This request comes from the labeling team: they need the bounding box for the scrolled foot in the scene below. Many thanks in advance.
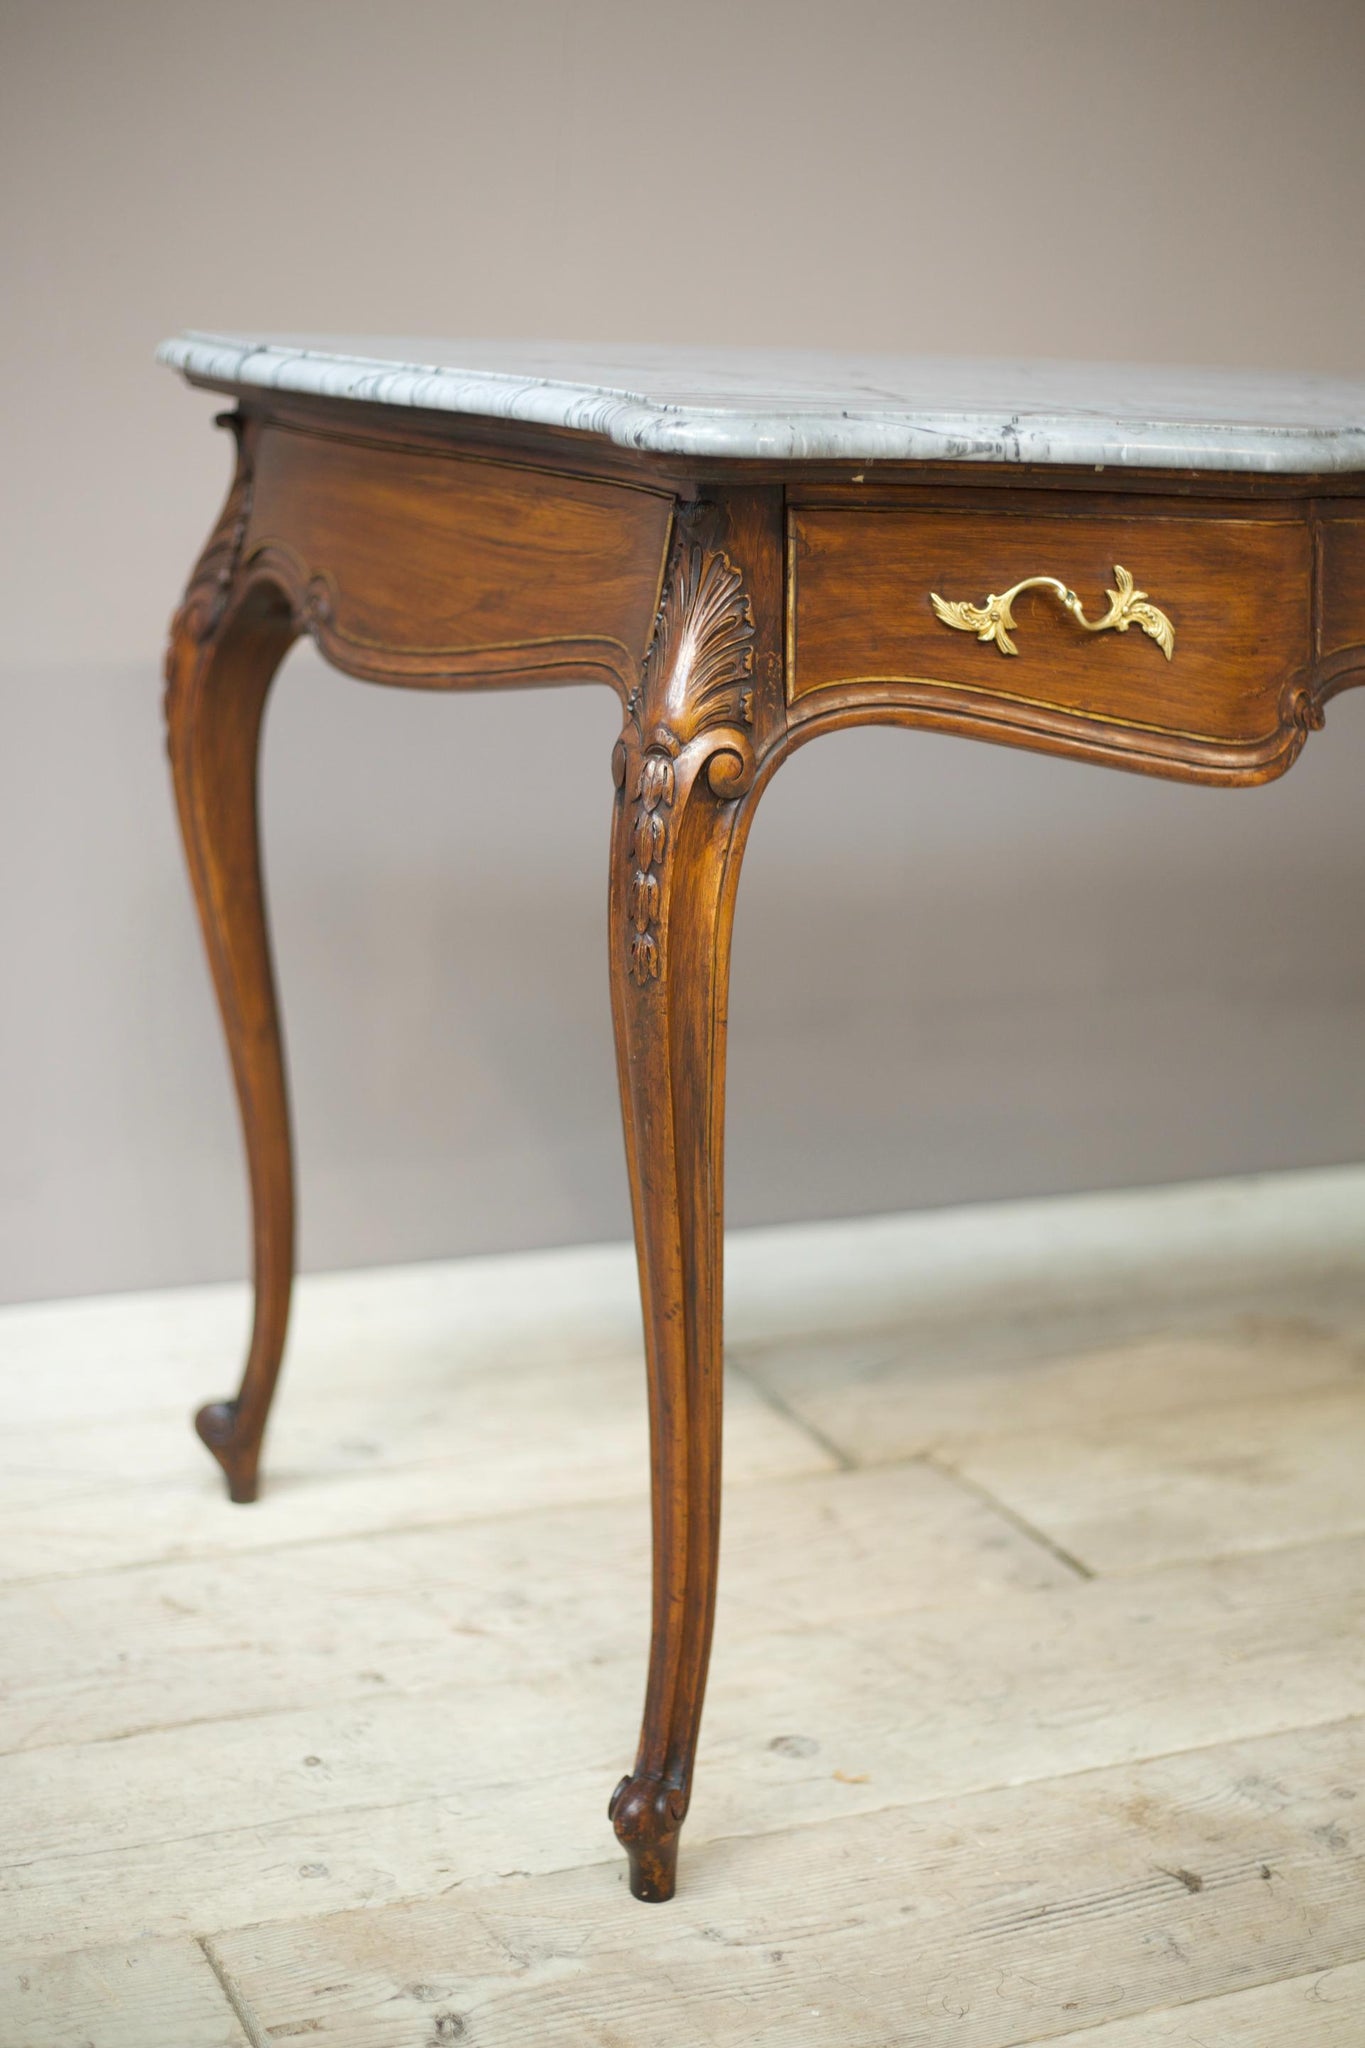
[194,1399,260,1504]
[609,1774,688,1902]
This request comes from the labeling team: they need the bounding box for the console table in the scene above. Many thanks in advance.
[159,334,1365,1901]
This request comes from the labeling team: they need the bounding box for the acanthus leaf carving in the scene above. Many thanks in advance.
[621,508,757,986]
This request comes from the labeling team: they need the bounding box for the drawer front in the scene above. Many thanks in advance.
[788,505,1312,760]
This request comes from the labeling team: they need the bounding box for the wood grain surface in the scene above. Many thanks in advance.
[244,419,674,693]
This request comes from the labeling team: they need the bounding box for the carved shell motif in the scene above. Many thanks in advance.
[640,537,756,744]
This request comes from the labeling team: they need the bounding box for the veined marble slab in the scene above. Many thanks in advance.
[158,332,1365,472]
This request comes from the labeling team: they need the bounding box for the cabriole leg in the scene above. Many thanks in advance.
[607,511,765,1899]
[164,420,298,1503]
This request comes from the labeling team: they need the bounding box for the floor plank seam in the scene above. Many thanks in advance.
[199,1935,269,2048]
[0,1490,663,1587]
[14,1441,1365,1597]
[921,1450,1097,1580]
[0,1785,565,1875]
[1037,1530,1365,1582]
[723,1357,859,1471]
[0,1688,438,1760]
[13,1710,1361,1908]
[10,1521,1361,1762]
[674,1707,1365,1862]
[0,1453,874,1590]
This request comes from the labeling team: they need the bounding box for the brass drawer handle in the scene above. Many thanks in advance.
[931,564,1174,661]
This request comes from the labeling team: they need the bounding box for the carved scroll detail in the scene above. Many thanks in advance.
[1283,680,1326,738]
[620,511,756,986]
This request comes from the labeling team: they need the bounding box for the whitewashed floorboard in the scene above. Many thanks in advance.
[0,1462,1071,1755]
[1039,1958,1365,2044]
[5,1537,1364,1959]
[5,1170,1365,2045]
[736,1318,1365,1467]
[205,1718,1365,2048]
[0,1362,829,1584]
[946,1382,1365,1573]
[0,1938,250,2048]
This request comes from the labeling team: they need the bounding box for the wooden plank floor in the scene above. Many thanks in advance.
[3,1167,1365,2047]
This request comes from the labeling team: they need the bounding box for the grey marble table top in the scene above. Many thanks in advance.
[159,332,1365,473]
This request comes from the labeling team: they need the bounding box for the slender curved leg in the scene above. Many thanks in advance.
[607,516,765,1900]
[164,420,298,1503]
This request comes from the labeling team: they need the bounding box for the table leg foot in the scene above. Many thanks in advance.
[610,1775,685,1902]
[194,1400,260,1504]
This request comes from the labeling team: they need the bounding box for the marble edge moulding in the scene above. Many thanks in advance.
[157,332,1365,472]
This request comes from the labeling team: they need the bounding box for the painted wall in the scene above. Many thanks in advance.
[4,0,1365,1302]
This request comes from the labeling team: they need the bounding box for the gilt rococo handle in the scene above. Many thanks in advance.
[931,564,1175,660]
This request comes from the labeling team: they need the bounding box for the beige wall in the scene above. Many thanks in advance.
[3,0,1365,1303]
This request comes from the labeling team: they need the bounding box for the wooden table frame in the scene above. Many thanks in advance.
[164,381,1365,1900]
